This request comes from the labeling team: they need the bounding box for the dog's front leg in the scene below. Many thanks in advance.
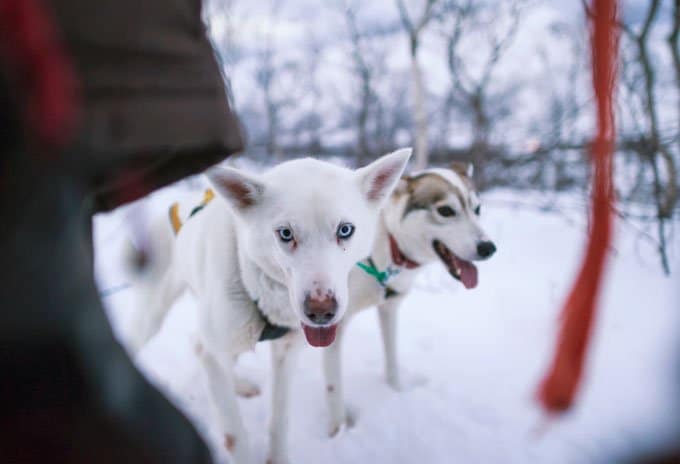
[268,331,302,464]
[322,322,351,437]
[200,351,252,464]
[377,297,404,390]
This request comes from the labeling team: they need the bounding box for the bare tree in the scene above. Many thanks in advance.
[256,42,280,158]
[343,2,377,165]
[533,25,589,192]
[584,0,678,273]
[251,0,302,160]
[203,0,245,104]
[395,0,439,170]
[297,28,325,154]
[441,0,523,187]
[669,0,680,155]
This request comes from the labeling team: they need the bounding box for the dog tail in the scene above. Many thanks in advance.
[124,207,182,353]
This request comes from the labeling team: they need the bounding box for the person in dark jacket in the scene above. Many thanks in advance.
[0,0,243,462]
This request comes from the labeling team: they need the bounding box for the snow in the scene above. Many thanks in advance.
[94,182,679,463]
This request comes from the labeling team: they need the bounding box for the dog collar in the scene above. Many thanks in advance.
[356,257,401,287]
[356,235,418,289]
[253,299,290,342]
[355,258,401,300]
[388,234,420,269]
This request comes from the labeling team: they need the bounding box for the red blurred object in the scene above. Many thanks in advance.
[537,0,618,412]
[0,0,79,149]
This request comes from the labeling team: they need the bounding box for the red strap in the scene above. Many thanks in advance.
[388,234,420,269]
[0,0,79,150]
[536,0,617,413]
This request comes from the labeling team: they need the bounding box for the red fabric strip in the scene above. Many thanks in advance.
[0,0,79,150]
[536,0,617,413]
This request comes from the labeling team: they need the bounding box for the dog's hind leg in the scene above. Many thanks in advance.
[127,268,183,353]
[235,375,261,398]
[268,331,302,464]
[201,350,253,464]
[323,322,355,437]
[377,297,404,390]
[233,354,261,398]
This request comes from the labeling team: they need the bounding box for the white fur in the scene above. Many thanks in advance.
[323,166,495,435]
[127,149,411,464]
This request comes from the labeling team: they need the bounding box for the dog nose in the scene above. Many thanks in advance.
[303,295,337,325]
[477,241,496,258]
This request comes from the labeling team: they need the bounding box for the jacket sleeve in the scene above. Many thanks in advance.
[48,0,245,211]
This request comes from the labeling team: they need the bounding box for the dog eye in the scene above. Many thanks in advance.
[436,206,456,217]
[474,205,481,216]
[277,227,294,242]
[336,223,355,239]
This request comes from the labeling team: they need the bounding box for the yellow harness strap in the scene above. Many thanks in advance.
[168,188,215,235]
[169,203,182,235]
[202,188,215,204]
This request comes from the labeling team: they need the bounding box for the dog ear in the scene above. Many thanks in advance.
[207,167,265,211]
[450,161,474,178]
[393,176,411,196]
[356,148,412,204]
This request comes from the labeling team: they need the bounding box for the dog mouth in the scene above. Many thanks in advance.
[432,240,478,289]
[301,323,337,347]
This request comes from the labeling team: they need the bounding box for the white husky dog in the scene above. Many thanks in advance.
[322,162,496,436]
[127,149,411,464]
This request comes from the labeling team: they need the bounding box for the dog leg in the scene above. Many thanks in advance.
[229,354,262,398]
[378,298,402,390]
[235,375,261,398]
[268,331,302,464]
[323,322,352,437]
[200,351,252,464]
[128,269,182,353]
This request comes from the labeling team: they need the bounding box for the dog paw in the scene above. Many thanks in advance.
[235,376,261,398]
[328,406,357,438]
[387,370,428,392]
[266,456,290,464]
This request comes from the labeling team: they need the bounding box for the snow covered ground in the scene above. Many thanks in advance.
[94,178,680,463]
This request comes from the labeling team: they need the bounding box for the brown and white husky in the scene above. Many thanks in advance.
[323,162,496,436]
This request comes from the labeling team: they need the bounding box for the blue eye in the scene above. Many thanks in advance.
[277,227,294,242]
[336,223,355,239]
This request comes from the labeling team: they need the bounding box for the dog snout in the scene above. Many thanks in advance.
[476,240,496,258]
[303,294,337,325]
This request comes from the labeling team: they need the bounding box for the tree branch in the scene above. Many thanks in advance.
[478,2,523,92]
[669,0,680,151]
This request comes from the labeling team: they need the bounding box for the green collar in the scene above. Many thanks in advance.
[356,257,401,287]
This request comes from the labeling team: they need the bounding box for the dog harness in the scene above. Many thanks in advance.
[356,234,420,300]
[356,257,400,287]
[169,188,215,235]
[253,301,291,342]
[356,258,402,300]
[168,189,290,342]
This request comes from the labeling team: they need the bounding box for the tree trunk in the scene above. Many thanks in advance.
[411,40,429,170]
[357,70,371,166]
[470,92,490,188]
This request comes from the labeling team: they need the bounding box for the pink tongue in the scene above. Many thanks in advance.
[302,324,337,347]
[458,260,478,289]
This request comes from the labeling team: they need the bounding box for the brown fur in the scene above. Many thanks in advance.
[449,161,469,177]
[401,172,469,217]
[225,434,236,451]
[223,180,259,209]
